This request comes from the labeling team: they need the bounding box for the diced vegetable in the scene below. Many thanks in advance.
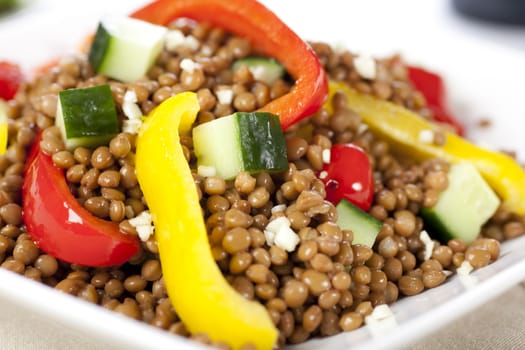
[407,66,465,135]
[320,143,374,211]
[55,84,119,150]
[336,199,382,247]
[232,57,285,86]
[22,136,140,267]
[421,162,500,243]
[0,100,7,154]
[0,61,23,100]
[327,80,525,215]
[88,16,167,83]
[193,112,288,180]
[135,92,278,349]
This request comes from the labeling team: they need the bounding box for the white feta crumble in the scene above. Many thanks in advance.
[215,89,234,105]
[123,90,138,104]
[419,230,435,261]
[122,90,143,121]
[271,204,287,214]
[457,261,479,288]
[200,44,213,56]
[457,261,474,276]
[122,119,143,134]
[122,102,143,120]
[322,148,331,164]
[180,58,200,73]
[353,55,376,80]
[129,210,155,242]
[197,165,217,177]
[365,304,397,336]
[183,35,200,51]
[418,129,435,144]
[165,30,186,51]
[264,216,300,252]
[165,29,201,52]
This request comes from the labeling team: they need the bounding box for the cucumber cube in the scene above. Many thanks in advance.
[336,199,383,247]
[89,16,167,83]
[193,112,288,180]
[421,162,501,243]
[56,84,119,150]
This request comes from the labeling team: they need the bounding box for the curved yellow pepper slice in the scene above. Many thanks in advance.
[135,92,277,350]
[327,81,525,215]
[0,100,8,154]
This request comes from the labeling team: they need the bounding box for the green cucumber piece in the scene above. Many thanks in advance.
[336,199,383,247]
[421,162,500,243]
[89,16,167,83]
[232,57,285,86]
[193,112,288,180]
[56,84,119,150]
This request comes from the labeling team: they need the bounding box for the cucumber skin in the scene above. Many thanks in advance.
[420,208,458,243]
[336,199,382,248]
[193,112,288,180]
[237,112,288,174]
[58,84,119,141]
[88,23,111,72]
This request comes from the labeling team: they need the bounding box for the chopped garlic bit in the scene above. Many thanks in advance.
[180,58,201,73]
[419,230,435,261]
[264,216,300,252]
[365,304,397,336]
[197,165,217,177]
[271,204,287,214]
[322,148,331,164]
[319,170,328,180]
[215,88,234,105]
[129,210,155,242]
[418,129,435,144]
[457,261,474,276]
[165,30,200,52]
[353,55,376,80]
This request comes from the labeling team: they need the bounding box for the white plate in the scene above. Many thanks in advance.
[1,1,525,349]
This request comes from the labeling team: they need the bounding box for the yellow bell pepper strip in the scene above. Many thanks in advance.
[327,80,525,215]
[0,100,8,154]
[135,92,278,350]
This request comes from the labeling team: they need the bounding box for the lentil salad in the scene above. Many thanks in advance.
[1,0,525,349]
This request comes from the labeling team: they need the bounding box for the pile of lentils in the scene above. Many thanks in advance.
[0,19,524,349]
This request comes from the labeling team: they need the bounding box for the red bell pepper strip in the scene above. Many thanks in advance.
[320,143,374,211]
[22,140,140,267]
[407,66,465,136]
[131,0,327,130]
[0,61,23,100]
